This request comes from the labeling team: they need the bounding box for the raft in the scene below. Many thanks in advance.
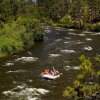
[41,74,60,80]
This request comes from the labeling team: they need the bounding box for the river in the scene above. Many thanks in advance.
[0,26,100,100]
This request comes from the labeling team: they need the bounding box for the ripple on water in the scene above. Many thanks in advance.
[44,29,51,33]
[86,38,92,41]
[64,41,70,44]
[49,54,61,57]
[64,66,80,71]
[15,57,39,62]
[64,40,84,44]
[67,29,75,31]
[82,31,93,34]
[68,32,76,35]
[2,84,49,100]
[60,49,75,53]
[90,32,100,35]
[75,41,84,44]
[2,62,14,66]
[77,34,85,36]
[83,46,93,51]
[6,70,27,73]
[55,39,62,42]
[55,27,62,31]
[64,37,71,39]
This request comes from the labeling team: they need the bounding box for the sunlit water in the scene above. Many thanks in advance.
[0,26,100,100]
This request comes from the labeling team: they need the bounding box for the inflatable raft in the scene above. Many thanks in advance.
[41,74,60,80]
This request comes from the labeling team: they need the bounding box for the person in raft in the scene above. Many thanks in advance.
[41,67,59,75]
[50,67,59,75]
[41,69,49,75]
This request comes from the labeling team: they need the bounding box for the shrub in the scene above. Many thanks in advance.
[84,23,94,30]
[63,86,76,97]
[64,55,100,99]
[77,74,85,83]
[16,15,44,41]
[33,26,44,41]
[84,23,100,32]
[0,22,25,57]
[0,15,44,57]
[93,24,100,32]
[60,15,73,28]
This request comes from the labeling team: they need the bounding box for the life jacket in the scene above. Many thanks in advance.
[50,70,55,76]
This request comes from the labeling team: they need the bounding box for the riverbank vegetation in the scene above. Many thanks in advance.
[0,0,100,57]
[0,0,44,57]
[63,55,100,99]
[36,0,100,30]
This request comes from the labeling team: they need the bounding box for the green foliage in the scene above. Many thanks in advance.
[95,55,100,62]
[82,84,100,96]
[93,24,100,32]
[60,15,73,28]
[0,0,19,22]
[63,86,76,97]
[16,14,44,42]
[37,0,68,21]
[97,71,100,76]
[33,26,44,41]
[74,80,80,87]
[0,15,44,57]
[79,55,94,75]
[77,74,85,82]
[0,22,25,57]
[64,55,100,99]
[0,0,45,57]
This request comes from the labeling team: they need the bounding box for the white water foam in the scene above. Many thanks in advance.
[91,32,100,35]
[64,41,70,44]
[68,32,76,35]
[3,62,14,66]
[55,39,62,42]
[77,34,85,36]
[14,83,27,90]
[60,50,75,53]
[6,70,27,73]
[2,86,49,100]
[49,54,61,57]
[64,37,71,39]
[83,46,93,51]
[82,31,93,34]
[75,41,84,44]
[86,38,92,41]
[67,29,75,31]
[64,66,80,70]
[64,40,84,44]
[15,57,38,62]
[55,27,62,31]
[44,29,51,33]
[95,32,100,35]
[27,51,32,55]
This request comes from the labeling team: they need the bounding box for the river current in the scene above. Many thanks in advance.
[0,26,100,100]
